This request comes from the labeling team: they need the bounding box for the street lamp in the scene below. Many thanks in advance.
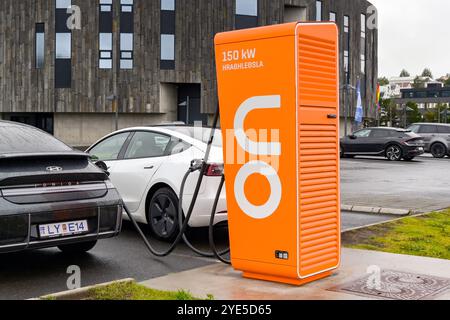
[340,84,356,136]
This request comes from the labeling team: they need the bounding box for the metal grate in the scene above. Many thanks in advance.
[298,124,339,276]
[331,270,450,300]
[298,33,338,108]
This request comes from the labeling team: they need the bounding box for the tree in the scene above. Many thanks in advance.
[421,68,433,79]
[445,78,450,87]
[406,102,422,124]
[424,111,436,122]
[399,69,410,77]
[378,77,389,86]
[412,76,426,89]
[380,98,398,126]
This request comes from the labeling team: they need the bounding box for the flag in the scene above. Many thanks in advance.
[376,83,381,112]
[355,80,364,124]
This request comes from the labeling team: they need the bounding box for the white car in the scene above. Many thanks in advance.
[86,125,227,240]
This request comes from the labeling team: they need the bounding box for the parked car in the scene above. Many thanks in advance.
[407,123,450,158]
[0,121,123,254]
[340,127,425,161]
[86,125,227,241]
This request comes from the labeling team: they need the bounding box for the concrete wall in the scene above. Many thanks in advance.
[54,113,176,147]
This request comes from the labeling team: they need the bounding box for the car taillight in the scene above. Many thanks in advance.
[205,163,224,177]
[404,139,424,147]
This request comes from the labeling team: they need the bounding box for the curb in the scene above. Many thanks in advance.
[341,205,412,216]
[36,278,135,300]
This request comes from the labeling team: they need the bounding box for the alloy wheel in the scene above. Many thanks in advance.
[431,143,446,158]
[150,193,178,239]
[386,145,402,161]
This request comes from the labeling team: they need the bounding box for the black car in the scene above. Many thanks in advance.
[0,121,123,254]
[340,127,425,161]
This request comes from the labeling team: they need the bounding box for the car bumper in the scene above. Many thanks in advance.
[404,146,425,157]
[182,185,228,228]
[0,188,123,254]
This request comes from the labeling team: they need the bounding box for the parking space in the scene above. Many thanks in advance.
[341,155,450,213]
[2,154,449,300]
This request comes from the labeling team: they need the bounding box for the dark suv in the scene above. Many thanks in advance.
[0,121,123,254]
[340,127,425,161]
[407,123,450,158]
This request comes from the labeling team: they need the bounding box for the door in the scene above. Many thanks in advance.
[368,129,392,153]
[437,125,450,146]
[109,131,172,212]
[87,132,132,172]
[344,129,372,153]
[418,125,438,150]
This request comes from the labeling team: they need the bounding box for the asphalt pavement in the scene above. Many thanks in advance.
[2,155,447,300]
[1,211,396,300]
[341,155,450,213]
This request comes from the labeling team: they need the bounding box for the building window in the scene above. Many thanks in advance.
[344,15,350,83]
[55,0,72,88]
[360,14,367,96]
[99,0,113,69]
[35,23,45,69]
[316,1,322,21]
[235,0,258,30]
[160,0,175,70]
[329,12,336,22]
[120,0,134,69]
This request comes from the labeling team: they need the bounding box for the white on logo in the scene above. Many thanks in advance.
[233,95,282,219]
[66,265,81,290]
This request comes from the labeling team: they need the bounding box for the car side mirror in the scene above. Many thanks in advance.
[89,154,100,162]
[95,161,110,177]
[349,134,357,140]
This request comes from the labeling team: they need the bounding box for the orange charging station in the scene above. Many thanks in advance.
[215,22,341,285]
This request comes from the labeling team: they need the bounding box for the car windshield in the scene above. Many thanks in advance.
[0,123,72,154]
[165,126,223,147]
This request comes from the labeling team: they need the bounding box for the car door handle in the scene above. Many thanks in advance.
[327,114,337,119]
[144,165,154,170]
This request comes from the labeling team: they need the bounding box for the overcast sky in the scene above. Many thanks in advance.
[370,0,450,79]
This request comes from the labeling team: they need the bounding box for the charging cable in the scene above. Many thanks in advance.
[121,105,231,264]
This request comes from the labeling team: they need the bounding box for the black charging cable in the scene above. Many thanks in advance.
[122,105,232,261]
[178,169,230,258]
[208,174,231,264]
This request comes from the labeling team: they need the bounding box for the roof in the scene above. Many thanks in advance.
[410,123,450,126]
[364,127,410,131]
[214,22,337,45]
[0,120,30,128]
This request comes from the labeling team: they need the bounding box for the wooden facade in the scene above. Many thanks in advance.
[0,0,377,119]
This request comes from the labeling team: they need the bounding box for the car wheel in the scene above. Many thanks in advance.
[58,240,97,254]
[386,145,402,161]
[148,188,180,241]
[430,143,447,158]
[340,145,344,158]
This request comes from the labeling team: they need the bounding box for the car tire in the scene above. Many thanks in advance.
[386,145,402,161]
[148,187,180,241]
[430,143,447,158]
[58,240,97,254]
[340,145,345,158]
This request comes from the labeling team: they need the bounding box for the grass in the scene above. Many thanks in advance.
[86,281,210,301]
[342,210,450,260]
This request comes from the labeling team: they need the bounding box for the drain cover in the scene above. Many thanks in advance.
[331,270,450,300]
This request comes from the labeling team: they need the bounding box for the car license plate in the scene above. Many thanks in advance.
[39,220,89,239]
